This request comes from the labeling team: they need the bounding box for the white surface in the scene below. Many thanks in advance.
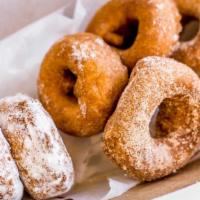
[0,0,68,39]
[155,182,200,200]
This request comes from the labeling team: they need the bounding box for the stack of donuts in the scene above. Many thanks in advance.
[2,0,200,199]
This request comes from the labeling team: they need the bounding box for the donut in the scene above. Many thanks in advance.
[0,94,74,200]
[86,0,181,70]
[172,0,200,76]
[0,129,23,200]
[103,56,200,181]
[38,33,128,137]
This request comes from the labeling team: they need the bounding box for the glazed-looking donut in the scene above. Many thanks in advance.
[103,56,200,181]
[0,129,23,200]
[172,0,200,76]
[38,33,128,137]
[0,94,74,200]
[86,0,181,69]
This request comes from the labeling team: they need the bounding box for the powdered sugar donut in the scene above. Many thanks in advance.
[104,57,200,181]
[172,0,200,76]
[0,94,74,200]
[38,33,128,137]
[87,0,181,69]
[0,129,23,200]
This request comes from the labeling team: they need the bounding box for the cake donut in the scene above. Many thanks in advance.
[0,94,74,200]
[38,33,128,137]
[86,0,181,69]
[0,129,23,200]
[103,56,200,181]
[172,0,200,76]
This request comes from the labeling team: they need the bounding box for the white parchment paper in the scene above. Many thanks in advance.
[0,1,138,199]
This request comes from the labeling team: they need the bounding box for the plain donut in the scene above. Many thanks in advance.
[87,0,181,69]
[38,33,128,137]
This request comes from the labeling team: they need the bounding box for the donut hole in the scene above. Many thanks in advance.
[106,19,139,49]
[179,15,199,42]
[149,95,195,138]
[63,69,77,101]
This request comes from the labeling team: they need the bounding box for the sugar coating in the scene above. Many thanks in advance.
[87,0,181,69]
[71,41,96,71]
[104,56,200,181]
[94,37,105,46]
[0,94,74,200]
[70,34,126,119]
[0,129,23,200]
[78,99,87,118]
[71,36,105,71]
[171,0,200,76]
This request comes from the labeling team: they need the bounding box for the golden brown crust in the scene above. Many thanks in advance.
[103,57,200,181]
[172,0,200,76]
[38,33,128,137]
[87,0,181,69]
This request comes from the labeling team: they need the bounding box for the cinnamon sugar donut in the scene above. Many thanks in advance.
[87,0,181,69]
[103,57,200,181]
[0,129,23,200]
[38,33,128,137]
[172,0,200,76]
[0,94,74,200]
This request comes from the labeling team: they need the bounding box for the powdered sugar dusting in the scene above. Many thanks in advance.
[71,40,97,71]
[177,36,198,51]
[78,99,87,118]
[173,34,179,42]
[0,94,74,199]
[0,129,23,200]
[57,42,67,57]
[155,3,164,10]
[95,37,105,46]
